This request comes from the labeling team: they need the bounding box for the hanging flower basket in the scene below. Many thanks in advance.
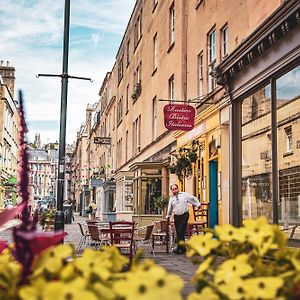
[169,164,177,174]
[188,151,198,163]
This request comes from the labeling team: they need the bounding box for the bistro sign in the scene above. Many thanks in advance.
[163,104,196,131]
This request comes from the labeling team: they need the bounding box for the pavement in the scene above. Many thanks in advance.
[0,213,200,298]
[65,213,199,298]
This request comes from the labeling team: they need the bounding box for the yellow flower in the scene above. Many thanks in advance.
[101,246,128,272]
[193,256,214,279]
[214,254,252,284]
[93,281,116,300]
[114,265,184,300]
[243,217,275,248]
[188,287,220,300]
[186,233,219,257]
[43,278,97,300]
[218,278,246,300]
[74,248,113,281]
[18,277,48,300]
[32,244,74,276]
[255,235,278,256]
[291,257,300,271]
[215,224,239,242]
[60,263,77,281]
[244,277,283,299]
[0,249,22,298]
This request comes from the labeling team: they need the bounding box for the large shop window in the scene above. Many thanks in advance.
[276,65,300,226]
[141,178,162,214]
[242,84,272,221]
[241,64,300,227]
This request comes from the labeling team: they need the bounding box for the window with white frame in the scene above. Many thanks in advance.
[132,115,141,155]
[169,75,175,100]
[117,96,123,126]
[198,51,204,97]
[134,11,142,48]
[126,39,130,66]
[125,130,128,161]
[126,84,129,113]
[153,33,158,71]
[152,96,157,141]
[208,28,216,92]
[221,25,228,58]
[169,2,175,46]
[285,126,292,153]
[118,55,124,83]
[117,138,123,168]
[134,62,142,86]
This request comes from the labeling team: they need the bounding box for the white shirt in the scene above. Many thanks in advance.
[166,192,200,217]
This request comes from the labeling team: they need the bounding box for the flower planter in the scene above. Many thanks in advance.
[44,217,55,231]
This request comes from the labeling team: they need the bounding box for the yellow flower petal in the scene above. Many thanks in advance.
[186,233,219,257]
[214,254,252,284]
[244,277,283,299]
[188,288,220,300]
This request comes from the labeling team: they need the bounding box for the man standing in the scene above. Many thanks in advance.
[166,184,200,254]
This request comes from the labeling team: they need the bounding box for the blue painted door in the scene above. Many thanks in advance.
[209,160,218,228]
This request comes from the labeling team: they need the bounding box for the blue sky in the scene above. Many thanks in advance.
[0,0,135,144]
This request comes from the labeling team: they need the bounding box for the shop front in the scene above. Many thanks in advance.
[215,0,300,232]
[174,107,230,227]
[130,162,169,226]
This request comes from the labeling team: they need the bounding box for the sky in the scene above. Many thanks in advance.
[0,0,135,145]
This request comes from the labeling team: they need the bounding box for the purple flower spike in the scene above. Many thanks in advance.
[12,91,65,283]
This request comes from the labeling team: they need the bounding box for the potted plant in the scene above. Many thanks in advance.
[131,82,142,100]
[153,195,169,217]
[40,208,56,231]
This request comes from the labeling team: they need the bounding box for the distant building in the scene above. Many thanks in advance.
[34,134,41,148]
[28,147,58,203]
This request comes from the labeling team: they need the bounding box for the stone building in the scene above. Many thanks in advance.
[72,0,300,232]
[0,61,19,210]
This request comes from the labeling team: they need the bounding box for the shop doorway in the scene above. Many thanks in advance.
[209,159,218,228]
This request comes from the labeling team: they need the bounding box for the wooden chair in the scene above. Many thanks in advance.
[109,221,135,262]
[77,222,90,252]
[187,203,209,238]
[134,224,155,256]
[87,224,102,249]
[152,219,171,254]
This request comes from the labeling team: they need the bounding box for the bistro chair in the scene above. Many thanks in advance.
[87,224,103,249]
[134,224,155,256]
[152,219,173,254]
[77,222,90,252]
[109,221,135,262]
[187,203,209,238]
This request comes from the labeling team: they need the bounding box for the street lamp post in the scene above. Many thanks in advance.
[37,0,91,233]
[55,0,71,232]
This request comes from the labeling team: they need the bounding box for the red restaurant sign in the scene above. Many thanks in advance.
[164,104,196,131]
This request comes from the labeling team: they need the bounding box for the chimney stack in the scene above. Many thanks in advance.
[0,60,15,98]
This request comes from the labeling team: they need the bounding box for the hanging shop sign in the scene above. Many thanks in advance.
[163,104,196,131]
[94,137,111,145]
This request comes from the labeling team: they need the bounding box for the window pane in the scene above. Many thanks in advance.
[276,65,300,228]
[140,178,162,214]
[242,84,272,221]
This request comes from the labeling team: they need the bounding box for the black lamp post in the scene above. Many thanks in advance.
[37,0,91,233]
[54,0,71,232]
